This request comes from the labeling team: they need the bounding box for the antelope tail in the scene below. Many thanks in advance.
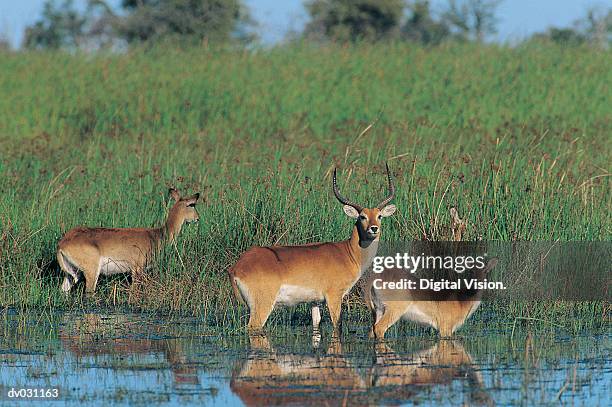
[227,269,246,305]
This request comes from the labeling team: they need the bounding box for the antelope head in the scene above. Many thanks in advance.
[168,188,201,225]
[333,164,397,247]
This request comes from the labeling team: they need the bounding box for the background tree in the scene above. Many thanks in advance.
[402,0,450,45]
[530,28,586,47]
[304,0,404,42]
[0,39,10,52]
[23,0,87,49]
[0,32,11,51]
[442,0,501,42]
[527,6,611,49]
[23,0,255,50]
[575,7,611,49]
[115,0,255,44]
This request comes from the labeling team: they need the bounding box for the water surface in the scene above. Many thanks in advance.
[1,310,609,406]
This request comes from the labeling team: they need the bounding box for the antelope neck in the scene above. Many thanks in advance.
[346,225,380,274]
[161,207,183,243]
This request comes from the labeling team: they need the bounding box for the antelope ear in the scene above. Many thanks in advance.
[380,204,397,217]
[484,258,499,274]
[169,188,181,202]
[184,193,200,205]
[343,205,360,219]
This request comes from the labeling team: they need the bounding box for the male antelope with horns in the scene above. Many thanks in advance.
[228,164,397,335]
[57,188,200,294]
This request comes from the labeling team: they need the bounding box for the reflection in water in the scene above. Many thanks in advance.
[59,313,199,388]
[0,310,609,406]
[0,312,221,404]
[231,334,492,406]
[231,335,367,406]
[369,341,492,406]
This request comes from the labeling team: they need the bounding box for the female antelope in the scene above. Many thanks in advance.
[366,258,497,339]
[57,188,200,294]
[365,209,498,339]
[228,165,397,335]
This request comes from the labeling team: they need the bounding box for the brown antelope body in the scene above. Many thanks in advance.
[228,165,397,334]
[57,188,199,294]
[366,209,497,339]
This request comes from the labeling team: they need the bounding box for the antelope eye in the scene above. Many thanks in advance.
[377,215,382,220]
[359,215,367,221]
[187,203,196,207]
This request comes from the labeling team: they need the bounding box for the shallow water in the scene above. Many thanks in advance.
[0,310,609,406]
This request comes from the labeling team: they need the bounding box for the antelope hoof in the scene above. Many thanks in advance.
[312,330,321,349]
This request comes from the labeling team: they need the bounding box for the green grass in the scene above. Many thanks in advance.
[0,43,610,329]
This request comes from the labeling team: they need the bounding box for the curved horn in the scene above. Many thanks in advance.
[333,168,363,212]
[377,163,395,209]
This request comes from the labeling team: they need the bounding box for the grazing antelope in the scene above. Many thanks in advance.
[57,188,200,294]
[228,165,397,334]
[365,209,498,339]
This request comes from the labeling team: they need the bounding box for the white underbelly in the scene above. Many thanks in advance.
[99,257,133,275]
[275,284,323,306]
[402,304,437,329]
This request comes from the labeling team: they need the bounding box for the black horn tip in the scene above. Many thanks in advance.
[376,162,396,208]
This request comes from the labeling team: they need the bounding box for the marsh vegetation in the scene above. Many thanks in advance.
[0,44,609,332]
